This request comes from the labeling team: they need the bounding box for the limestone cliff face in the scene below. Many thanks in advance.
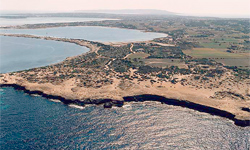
[1,77,250,127]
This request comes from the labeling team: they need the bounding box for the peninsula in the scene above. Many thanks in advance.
[1,15,249,127]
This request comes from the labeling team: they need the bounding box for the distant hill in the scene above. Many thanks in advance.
[76,9,176,15]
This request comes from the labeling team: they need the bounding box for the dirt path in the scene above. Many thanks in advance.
[124,43,134,59]
[105,58,116,70]
[130,43,134,53]
[104,43,134,71]
[105,43,135,71]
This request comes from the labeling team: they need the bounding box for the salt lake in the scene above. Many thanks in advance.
[0,26,167,43]
[0,36,89,73]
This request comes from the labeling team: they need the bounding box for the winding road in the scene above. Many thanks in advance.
[105,43,134,70]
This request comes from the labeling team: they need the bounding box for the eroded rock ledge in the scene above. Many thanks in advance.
[1,83,249,127]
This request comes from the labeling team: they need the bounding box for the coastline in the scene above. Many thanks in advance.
[0,33,100,54]
[0,25,168,45]
[0,24,165,34]
[1,34,249,128]
[0,83,249,127]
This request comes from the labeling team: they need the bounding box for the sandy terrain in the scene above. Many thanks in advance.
[1,33,249,124]
[1,73,250,121]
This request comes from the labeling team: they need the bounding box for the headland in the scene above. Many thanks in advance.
[1,32,249,127]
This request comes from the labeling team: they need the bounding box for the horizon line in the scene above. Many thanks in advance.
[0,9,249,18]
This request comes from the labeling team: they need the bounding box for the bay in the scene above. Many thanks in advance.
[0,36,89,73]
[0,26,167,43]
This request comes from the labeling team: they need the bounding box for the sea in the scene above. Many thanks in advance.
[1,87,249,149]
[0,17,117,27]
[0,17,249,150]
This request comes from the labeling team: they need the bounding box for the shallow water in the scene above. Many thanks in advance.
[1,87,249,149]
[0,17,116,27]
[0,26,167,43]
[0,36,89,73]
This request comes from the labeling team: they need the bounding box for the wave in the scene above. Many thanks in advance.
[123,104,132,110]
[68,104,85,109]
[49,99,61,103]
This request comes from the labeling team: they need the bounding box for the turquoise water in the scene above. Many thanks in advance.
[0,36,89,73]
[0,17,116,27]
[0,26,167,43]
[0,87,249,149]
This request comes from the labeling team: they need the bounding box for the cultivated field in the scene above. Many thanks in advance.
[144,58,187,68]
[215,58,250,68]
[127,52,150,59]
[183,48,247,59]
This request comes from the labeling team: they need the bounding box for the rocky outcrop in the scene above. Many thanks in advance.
[242,107,250,113]
[0,83,249,127]
[210,91,247,101]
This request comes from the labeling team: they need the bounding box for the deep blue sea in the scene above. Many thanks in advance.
[0,87,249,149]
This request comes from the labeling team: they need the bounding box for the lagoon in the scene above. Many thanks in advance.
[0,36,88,73]
[0,26,167,73]
[0,26,167,43]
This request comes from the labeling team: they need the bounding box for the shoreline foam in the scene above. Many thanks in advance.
[1,83,249,127]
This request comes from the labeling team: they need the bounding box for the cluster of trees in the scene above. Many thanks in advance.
[99,45,131,58]
[110,59,135,73]
[225,66,250,79]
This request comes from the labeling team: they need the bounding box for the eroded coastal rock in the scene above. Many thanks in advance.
[1,83,249,127]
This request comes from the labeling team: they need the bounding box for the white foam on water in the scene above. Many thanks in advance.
[49,99,61,103]
[123,104,132,110]
[0,89,4,95]
[111,106,119,109]
[68,104,85,109]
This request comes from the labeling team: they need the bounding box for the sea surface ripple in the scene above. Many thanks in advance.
[0,87,249,149]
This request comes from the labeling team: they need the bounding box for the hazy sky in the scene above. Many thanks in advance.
[1,0,249,16]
